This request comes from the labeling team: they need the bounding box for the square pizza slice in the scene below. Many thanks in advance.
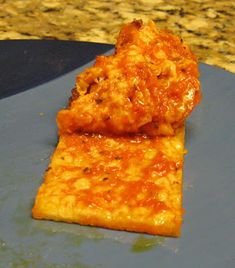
[33,128,184,237]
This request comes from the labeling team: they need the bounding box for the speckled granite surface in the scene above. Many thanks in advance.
[0,0,234,73]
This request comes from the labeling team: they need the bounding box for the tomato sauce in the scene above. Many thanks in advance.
[59,133,182,213]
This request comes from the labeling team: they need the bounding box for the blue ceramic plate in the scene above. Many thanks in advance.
[0,44,235,267]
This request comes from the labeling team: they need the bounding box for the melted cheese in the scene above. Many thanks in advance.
[57,20,200,136]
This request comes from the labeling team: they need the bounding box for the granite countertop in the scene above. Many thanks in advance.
[0,0,234,73]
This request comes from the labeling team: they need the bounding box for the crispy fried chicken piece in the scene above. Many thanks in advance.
[57,20,201,136]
